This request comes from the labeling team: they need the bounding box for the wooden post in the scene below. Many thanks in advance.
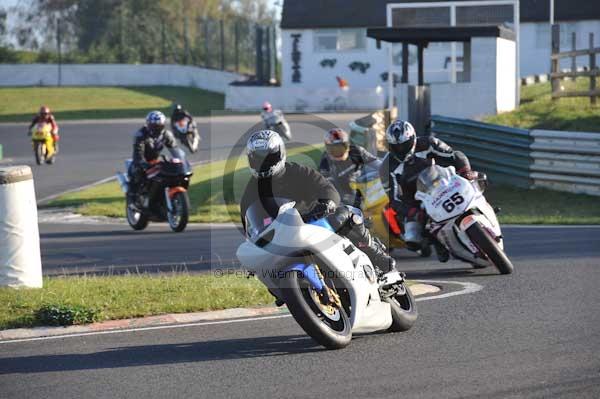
[571,32,577,74]
[591,32,597,105]
[551,24,560,99]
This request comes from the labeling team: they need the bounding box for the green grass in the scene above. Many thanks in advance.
[0,273,274,330]
[484,79,600,132]
[485,184,600,224]
[0,86,224,122]
[48,144,600,225]
[48,144,325,223]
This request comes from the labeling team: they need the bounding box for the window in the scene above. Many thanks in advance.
[314,29,366,52]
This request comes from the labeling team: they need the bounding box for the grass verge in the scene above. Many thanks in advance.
[48,144,600,225]
[484,79,600,132]
[47,144,324,223]
[0,273,274,330]
[0,86,224,122]
[484,184,600,224]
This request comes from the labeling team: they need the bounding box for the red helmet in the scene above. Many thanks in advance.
[324,128,350,160]
[39,106,50,116]
[262,101,272,112]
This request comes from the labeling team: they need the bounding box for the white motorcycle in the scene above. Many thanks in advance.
[172,116,200,153]
[236,198,417,350]
[415,165,514,274]
[263,111,292,141]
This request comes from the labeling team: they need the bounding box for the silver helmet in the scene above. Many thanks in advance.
[246,130,287,178]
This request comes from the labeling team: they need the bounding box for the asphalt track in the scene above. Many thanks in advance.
[0,113,362,200]
[1,116,600,397]
[2,225,599,398]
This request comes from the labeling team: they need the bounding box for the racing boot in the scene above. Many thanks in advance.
[433,239,450,263]
[361,236,397,273]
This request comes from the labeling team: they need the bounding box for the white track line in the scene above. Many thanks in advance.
[413,280,483,301]
[0,280,482,345]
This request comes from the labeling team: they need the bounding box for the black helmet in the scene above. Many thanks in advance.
[247,130,286,178]
[146,110,166,137]
[385,119,417,161]
[174,104,183,111]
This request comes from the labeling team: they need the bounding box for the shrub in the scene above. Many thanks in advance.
[35,304,100,326]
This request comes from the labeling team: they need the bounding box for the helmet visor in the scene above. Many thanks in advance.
[389,138,415,161]
[248,149,283,177]
[148,123,164,136]
[326,142,349,159]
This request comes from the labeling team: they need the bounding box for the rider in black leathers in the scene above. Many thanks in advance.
[240,129,397,275]
[170,104,193,129]
[379,120,476,259]
[128,111,178,207]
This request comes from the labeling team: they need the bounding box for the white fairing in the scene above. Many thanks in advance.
[416,170,503,267]
[236,206,393,334]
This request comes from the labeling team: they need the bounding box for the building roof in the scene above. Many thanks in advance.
[367,25,516,45]
[281,0,600,29]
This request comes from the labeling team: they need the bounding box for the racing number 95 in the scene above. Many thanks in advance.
[442,192,465,213]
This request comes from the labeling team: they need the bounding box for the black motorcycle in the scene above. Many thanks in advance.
[117,149,193,232]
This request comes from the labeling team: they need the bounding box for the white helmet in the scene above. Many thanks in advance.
[385,119,417,161]
[246,130,287,178]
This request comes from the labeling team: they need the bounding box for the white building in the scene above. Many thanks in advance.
[279,0,600,87]
[226,0,600,118]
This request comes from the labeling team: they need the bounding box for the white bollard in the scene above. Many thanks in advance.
[0,166,42,288]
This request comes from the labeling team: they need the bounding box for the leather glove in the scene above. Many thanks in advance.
[459,168,478,181]
[307,199,337,219]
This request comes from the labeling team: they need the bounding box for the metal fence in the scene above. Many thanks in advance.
[431,115,600,196]
[1,14,277,83]
[431,115,532,187]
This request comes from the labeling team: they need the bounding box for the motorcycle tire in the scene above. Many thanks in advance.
[167,191,190,233]
[126,197,149,231]
[34,142,44,165]
[281,266,352,350]
[385,283,418,332]
[466,222,514,275]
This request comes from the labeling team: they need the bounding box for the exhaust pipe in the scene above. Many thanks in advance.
[116,172,129,193]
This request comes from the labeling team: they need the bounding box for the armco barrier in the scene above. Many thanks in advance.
[431,115,600,196]
[530,130,600,196]
[430,115,532,187]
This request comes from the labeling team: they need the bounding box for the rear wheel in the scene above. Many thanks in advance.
[384,283,418,332]
[126,197,149,231]
[281,265,352,350]
[466,222,514,274]
[167,191,190,232]
[34,142,44,165]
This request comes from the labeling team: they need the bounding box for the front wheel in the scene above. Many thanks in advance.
[126,197,149,231]
[167,191,190,232]
[281,269,352,350]
[466,222,514,274]
[385,284,418,332]
[34,142,44,165]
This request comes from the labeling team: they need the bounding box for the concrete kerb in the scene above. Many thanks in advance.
[0,283,440,342]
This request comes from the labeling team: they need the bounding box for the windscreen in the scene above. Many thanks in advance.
[417,165,453,195]
[244,197,293,238]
